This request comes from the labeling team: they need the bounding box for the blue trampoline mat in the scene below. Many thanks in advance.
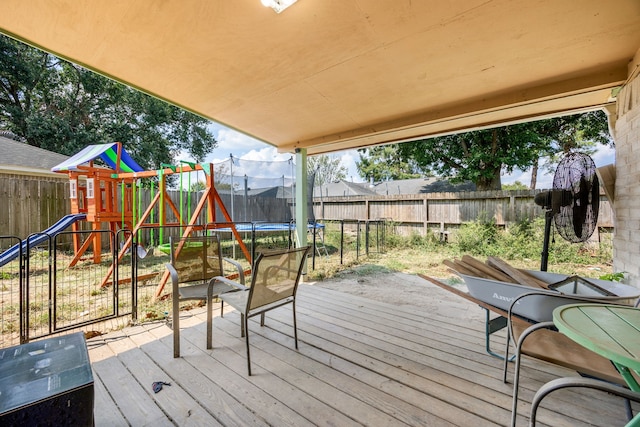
[215,223,324,233]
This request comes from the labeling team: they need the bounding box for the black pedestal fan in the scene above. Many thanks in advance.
[534,152,600,271]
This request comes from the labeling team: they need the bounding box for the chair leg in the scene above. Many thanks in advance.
[173,293,181,358]
[508,322,555,427]
[503,327,511,383]
[510,342,524,427]
[245,315,252,376]
[206,293,213,350]
[292,301,298,350]
[260,313,265,326]
[221,300,224,318]
[240,314,245,337]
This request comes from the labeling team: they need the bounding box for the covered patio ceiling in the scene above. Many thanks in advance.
[0,1,639,155]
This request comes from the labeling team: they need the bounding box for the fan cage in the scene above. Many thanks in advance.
[552,152,600,243]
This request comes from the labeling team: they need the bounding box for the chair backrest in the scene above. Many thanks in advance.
[246,246,310,311]
[169,235,224,285]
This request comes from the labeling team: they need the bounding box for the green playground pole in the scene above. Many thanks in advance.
[159,169,164,245]
[181,160,196,221]
[150,181,155,245]
[132,178,137,226]
[187,167,192,221]
[136,180,142,241]
[179,164,184,225]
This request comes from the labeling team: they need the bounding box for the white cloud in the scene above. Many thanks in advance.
[241,146,292,162]
[205,127,271,163]
[336,150,363,182]
[591,144,615,167]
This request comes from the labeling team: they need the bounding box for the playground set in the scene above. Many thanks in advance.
[45,142,251,296]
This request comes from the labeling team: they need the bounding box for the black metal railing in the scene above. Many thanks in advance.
[0,219,386,348]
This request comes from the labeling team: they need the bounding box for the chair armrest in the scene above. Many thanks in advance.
[507,291,631,332]
[166,263,180,295]
[506,291,633,364]
[213,275,248,291]
[223,257,246,285]
[530,377,640,427]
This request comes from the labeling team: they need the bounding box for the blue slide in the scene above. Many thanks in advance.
[0,213,87,267]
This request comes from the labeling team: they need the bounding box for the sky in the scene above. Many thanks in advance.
[180,122,616,190]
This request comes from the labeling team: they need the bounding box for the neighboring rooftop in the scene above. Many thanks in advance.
[314,178,475,198]
[0,135,69,178]
[314,180,377,198]
[371,178,476,195]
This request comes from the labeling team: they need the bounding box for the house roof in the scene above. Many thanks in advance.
[314,180,377,198]
[0,1,637,155]
[0,136,69,178]
[371,178,476,195]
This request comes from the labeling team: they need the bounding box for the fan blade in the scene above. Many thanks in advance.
[572,177,590,238]
[552,152,600,243]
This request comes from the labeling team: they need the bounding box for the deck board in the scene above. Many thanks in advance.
[296,285,630,421]
[87,282,635,427]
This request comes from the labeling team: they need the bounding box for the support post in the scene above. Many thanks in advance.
[295,148,308,250]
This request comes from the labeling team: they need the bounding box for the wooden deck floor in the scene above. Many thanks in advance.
[87,281,634,426]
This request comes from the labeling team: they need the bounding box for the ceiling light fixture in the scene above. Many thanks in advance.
[261,0,298,14]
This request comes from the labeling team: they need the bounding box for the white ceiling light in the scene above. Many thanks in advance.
[261,0,298,14]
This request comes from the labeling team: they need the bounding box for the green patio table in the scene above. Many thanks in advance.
[553,303,640,427]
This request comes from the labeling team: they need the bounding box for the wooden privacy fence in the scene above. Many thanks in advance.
[313,190,613,236]
[0,175,292,241]
[0,174,71,242]
[0,174,613,240]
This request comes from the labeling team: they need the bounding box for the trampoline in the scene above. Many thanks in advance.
[213,222,324,233]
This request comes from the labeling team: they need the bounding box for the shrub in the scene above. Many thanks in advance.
[451,215,612,265]
[455,212,499,256]
[499,217,544,259]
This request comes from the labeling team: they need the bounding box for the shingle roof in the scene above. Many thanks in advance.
[0,136,69,176]
[372,178,475,195]
[313,180,377,198]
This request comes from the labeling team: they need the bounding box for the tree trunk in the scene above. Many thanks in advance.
[475,168,502,191]
[530,160,538,190]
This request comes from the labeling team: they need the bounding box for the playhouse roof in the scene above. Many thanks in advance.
[51,143,144,173]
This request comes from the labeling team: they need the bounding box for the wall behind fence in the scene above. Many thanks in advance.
[313,190,613,235]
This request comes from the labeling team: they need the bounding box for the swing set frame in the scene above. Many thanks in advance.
[56,142,251,296]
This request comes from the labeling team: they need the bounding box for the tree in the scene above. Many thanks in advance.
[189,181,207,192]
[502,181,529,190]
[356,145,425,182]
[0,35,216,169]
[356,111,612,191]
[307,154,347,186]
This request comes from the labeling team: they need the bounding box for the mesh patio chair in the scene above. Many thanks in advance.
[166,235,245,358]
[217,245,310,375]
[503,291,636,426]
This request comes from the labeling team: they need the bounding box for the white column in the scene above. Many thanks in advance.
[295,148,308,249]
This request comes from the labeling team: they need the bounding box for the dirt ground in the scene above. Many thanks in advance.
[306,270,486,323]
